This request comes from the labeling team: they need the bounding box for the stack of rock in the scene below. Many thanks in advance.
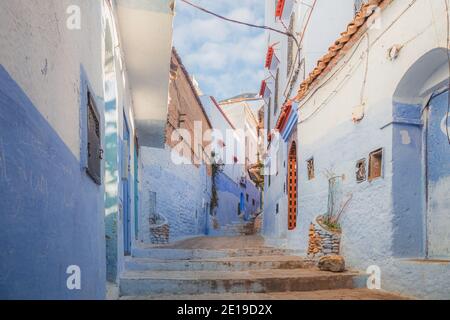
[307,223,322,256]
[308,221,341,258]
[149,215,170,244]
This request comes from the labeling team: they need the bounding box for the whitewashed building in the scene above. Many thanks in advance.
[262,0,450,299]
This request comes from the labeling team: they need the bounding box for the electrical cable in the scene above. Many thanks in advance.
[283,0,318,99]
[297,33,368,123]
[444,0,450,144]
[179,0,299,48]
[360,33,370,105]
[297,0,420,124]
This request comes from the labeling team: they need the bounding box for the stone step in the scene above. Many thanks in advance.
[125,255,315,272]
[120,289,410,300]
[131,247,301,260]
[119,268,367,296]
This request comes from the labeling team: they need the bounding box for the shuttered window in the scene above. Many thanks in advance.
[288,141,297,230]
[368,149,382,181]
[87,92,102,185]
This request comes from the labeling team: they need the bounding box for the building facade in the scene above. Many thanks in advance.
[139,48,213,244]
[262,0,356,247]
[262,0,450,299]
[0,0,174,299]
[201,95,262,234]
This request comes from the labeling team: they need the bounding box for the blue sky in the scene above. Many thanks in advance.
[173,0,266,101]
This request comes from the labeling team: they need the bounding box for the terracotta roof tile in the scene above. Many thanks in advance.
[295,0,391,103]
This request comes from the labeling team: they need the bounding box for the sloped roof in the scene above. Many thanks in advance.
[172,47,212,128]
[295,0,391,102]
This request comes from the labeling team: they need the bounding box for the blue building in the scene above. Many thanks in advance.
[0,0,175,299]
[201,96,262,235]
[262,0,450,299]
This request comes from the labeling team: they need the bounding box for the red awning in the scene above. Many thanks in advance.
[265,46,274,69]
[259,80,267,97]
[275,101,293,132]
[275,0,286,18]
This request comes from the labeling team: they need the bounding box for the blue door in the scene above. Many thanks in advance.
[122,116,131,256]
[426,90,450,258]
[239,193,245,216]
[134,143,139,240]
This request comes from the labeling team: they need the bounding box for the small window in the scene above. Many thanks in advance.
[307,158,315,180]
[87,92,102,185]
[368,149,383,181]
[356,159,367,183]
[252,199,256,206]
[246,194,249,202]
[276,203,279,214]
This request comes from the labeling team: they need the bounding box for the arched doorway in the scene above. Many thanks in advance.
[392,47,450,258]
[288,141,297,230]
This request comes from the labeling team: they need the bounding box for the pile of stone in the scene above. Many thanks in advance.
[149,214,169,244]
[308,223,322,255]
[150,223,169,244]
[308,221,341,257]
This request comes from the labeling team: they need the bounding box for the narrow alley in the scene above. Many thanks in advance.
[1,0,450,302]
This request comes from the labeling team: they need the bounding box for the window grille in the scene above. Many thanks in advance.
[87,92,102,185]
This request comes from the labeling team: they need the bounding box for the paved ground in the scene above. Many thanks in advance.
[143,235,266,249]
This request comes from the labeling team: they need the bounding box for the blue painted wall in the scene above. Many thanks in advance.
[391,102,425,257]
[140,147,212,242]
[0,65,106,299]
[211,171,261,230]
[426,90,450,258]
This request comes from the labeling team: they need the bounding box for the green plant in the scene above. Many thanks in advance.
[210,160,224,213]
[318,215,342,233]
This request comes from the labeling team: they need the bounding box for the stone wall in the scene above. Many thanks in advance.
[140,146,212,243]
[307,222,341,258]
[150,223,170,244]
[166,48,212,174]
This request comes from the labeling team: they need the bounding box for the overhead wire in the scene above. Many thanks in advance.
[283,0,318,99]
[297,0,420,124]
[179,0,299,48]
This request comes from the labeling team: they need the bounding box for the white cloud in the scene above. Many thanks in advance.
[173,0,266,100]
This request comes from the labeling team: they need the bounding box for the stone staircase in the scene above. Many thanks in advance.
[213,214,263,237]
[219,221,257,236]
[117,236,407,300]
